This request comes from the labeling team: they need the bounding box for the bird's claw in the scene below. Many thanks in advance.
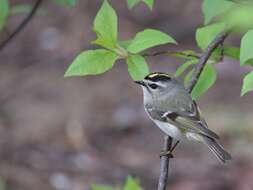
[159,140,180,158]
[160,150,174,158]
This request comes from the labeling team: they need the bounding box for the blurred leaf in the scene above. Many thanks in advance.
[65,49,118,77]
[127,0,154,10]
[185,64,217,100]
[241,71,253,96]
[202,1,253,31]
[127,29,177,53]
[223,46,240,60]
[124,176,142,190]
[52,0,77,6]
[196,22,225,50]
[127,55,149,80]
[223,46,253,65]
[175,59,198,77]
[92,0,118,50]
[0,178,5,190]
[143,0,154,10]
[240,30,253,65]
[202,0,234,25]
[222,6,253,31]
[127,0,140,9]
[0,0,9,31]
[91,184,114,190]
[224,0,249,2]
[53,0,76,6]
[10,4,32,15]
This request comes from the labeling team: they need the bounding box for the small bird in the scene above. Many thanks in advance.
[135,72,232,163]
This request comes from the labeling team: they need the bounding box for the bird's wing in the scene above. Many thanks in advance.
[161,101,219,140]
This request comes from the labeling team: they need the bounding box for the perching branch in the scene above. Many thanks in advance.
[0,0,44,51]
[158,136,173,190]
[157,31,229,190]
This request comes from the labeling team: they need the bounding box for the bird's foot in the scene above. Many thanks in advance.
[159,140,180,158]
[160,150,174,158]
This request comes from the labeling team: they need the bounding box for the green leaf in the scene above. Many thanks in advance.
[126,55,149,80]
[10,4,32,15]
[196,22,225,50]
[202,0,234,25]
[92,0,118,50]
[223,46,240,60]
[185,64,217,100]
[91,184,114,190]
[240,30,253,66]
[118,40,132,49]
[65,49,118,77]
[127,29,177,53]
[222,6,253,31]
[224,46,253,65]
[124,176,142,190]
[0,0,9,31]
[241,71,253,96]
[127,0,154,10]
[175,59,198,77]
[127,0,140,9]
[143,0,154,10]
[53,0,77,6]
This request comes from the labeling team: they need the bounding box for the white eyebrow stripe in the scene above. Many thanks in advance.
[162,111,172,118]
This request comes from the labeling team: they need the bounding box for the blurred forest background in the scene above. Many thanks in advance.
[0,0,253,190]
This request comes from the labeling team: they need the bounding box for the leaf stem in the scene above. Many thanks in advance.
[142,50,200,59]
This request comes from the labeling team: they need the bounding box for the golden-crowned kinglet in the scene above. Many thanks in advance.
[135,72,231,163]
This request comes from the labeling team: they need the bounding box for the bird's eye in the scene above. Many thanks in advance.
[149,83,158,89]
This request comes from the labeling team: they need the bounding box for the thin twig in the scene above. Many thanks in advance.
[157,31,229,190]
[187,31,229,92]
[0,0,44,51]
[142,50,200,59]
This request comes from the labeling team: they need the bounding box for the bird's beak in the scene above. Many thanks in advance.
[134,80,145,86]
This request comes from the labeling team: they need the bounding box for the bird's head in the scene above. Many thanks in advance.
[135,72,178,100]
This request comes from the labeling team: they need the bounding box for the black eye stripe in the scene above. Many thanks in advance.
[148,83,158,89]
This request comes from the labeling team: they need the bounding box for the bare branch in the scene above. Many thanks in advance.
[157,31,229,190]
[0,0,44,51]
[187,31,229,93]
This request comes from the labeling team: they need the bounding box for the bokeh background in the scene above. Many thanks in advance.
[0,0,253,190]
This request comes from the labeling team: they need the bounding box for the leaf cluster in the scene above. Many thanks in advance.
[64,0,176,80]
[63,0,253,98]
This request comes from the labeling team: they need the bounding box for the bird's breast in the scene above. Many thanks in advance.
[153,120,184,140]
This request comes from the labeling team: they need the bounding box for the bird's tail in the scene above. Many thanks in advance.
[203,136,232,163]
